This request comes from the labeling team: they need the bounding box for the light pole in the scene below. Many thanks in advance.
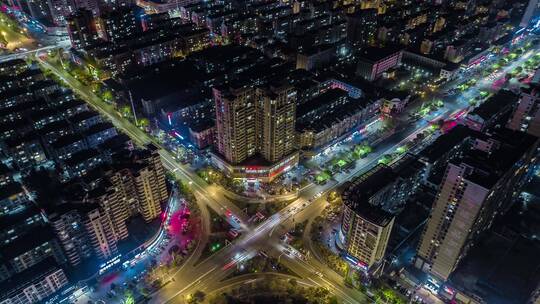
[128,90,139,126]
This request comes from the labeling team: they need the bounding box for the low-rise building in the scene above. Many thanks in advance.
[51,134,88,161]
[0,258,68,304]
[84,122,117,148]
[188,120,215,149]
[0,226,65,279]
[296,88,379,153]
[296,45,335,71]
[5,134,48,170]
[356,46,403,81]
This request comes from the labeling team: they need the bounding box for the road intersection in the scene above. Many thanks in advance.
[32,37,540,303]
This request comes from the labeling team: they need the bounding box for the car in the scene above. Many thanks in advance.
[315,271,323,277]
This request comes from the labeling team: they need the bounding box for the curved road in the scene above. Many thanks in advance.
[34,39,540,303]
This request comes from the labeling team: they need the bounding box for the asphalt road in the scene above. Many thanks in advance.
[36,39,540,303]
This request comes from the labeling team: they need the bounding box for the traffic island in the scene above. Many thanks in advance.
[207,276,339,304]
[197,206,235,262]
[223,254,295,280]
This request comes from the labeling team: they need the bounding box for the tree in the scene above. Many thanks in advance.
[209,293,229,304]
[138,117,150,128]
[289,279,298,288]
[102,90,113,102]
[192,290,206,303]
[91,82,102,93]
[0,35,7,48]
[327,295,339,304]
[120,105,132,117]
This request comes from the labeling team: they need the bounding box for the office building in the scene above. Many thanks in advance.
[415,129,538,281]
[507,85,540,137]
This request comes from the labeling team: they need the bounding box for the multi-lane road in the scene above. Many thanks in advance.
[34,36,540,303]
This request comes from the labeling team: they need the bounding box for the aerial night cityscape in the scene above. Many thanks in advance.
[1,0,540,304]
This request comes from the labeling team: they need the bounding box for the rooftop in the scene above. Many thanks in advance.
[357,46,402,63]
[0,225,55,259]
[69,111,101,123]
[189,118,214,133]
[52,133,85,149]
[64,149,101,167]
[341,164,396,226]
[0,182,24,201]
[450,232,540,304]
[84,122,115,136]
[419,125,478,163]
[469,90,518,120]
[296,88,349,118]
[0,257,64,301]
[0,205,41,231]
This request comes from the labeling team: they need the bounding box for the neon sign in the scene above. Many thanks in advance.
[343,254,368,271]
[99,254,122,274]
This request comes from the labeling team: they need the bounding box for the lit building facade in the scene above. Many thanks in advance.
[214,85,257,164]
[256,85,297,163]
[356,47,403,82]
[416,130,538,281]
[83,208,119,260]
[132,153,168,222]
[213,83,298,182]
[339,202,394,271]
[66,9,100,49]
[507,85,540,137]
[338,165,398,270]
[49,207,93,267]
[0,259,68,304]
